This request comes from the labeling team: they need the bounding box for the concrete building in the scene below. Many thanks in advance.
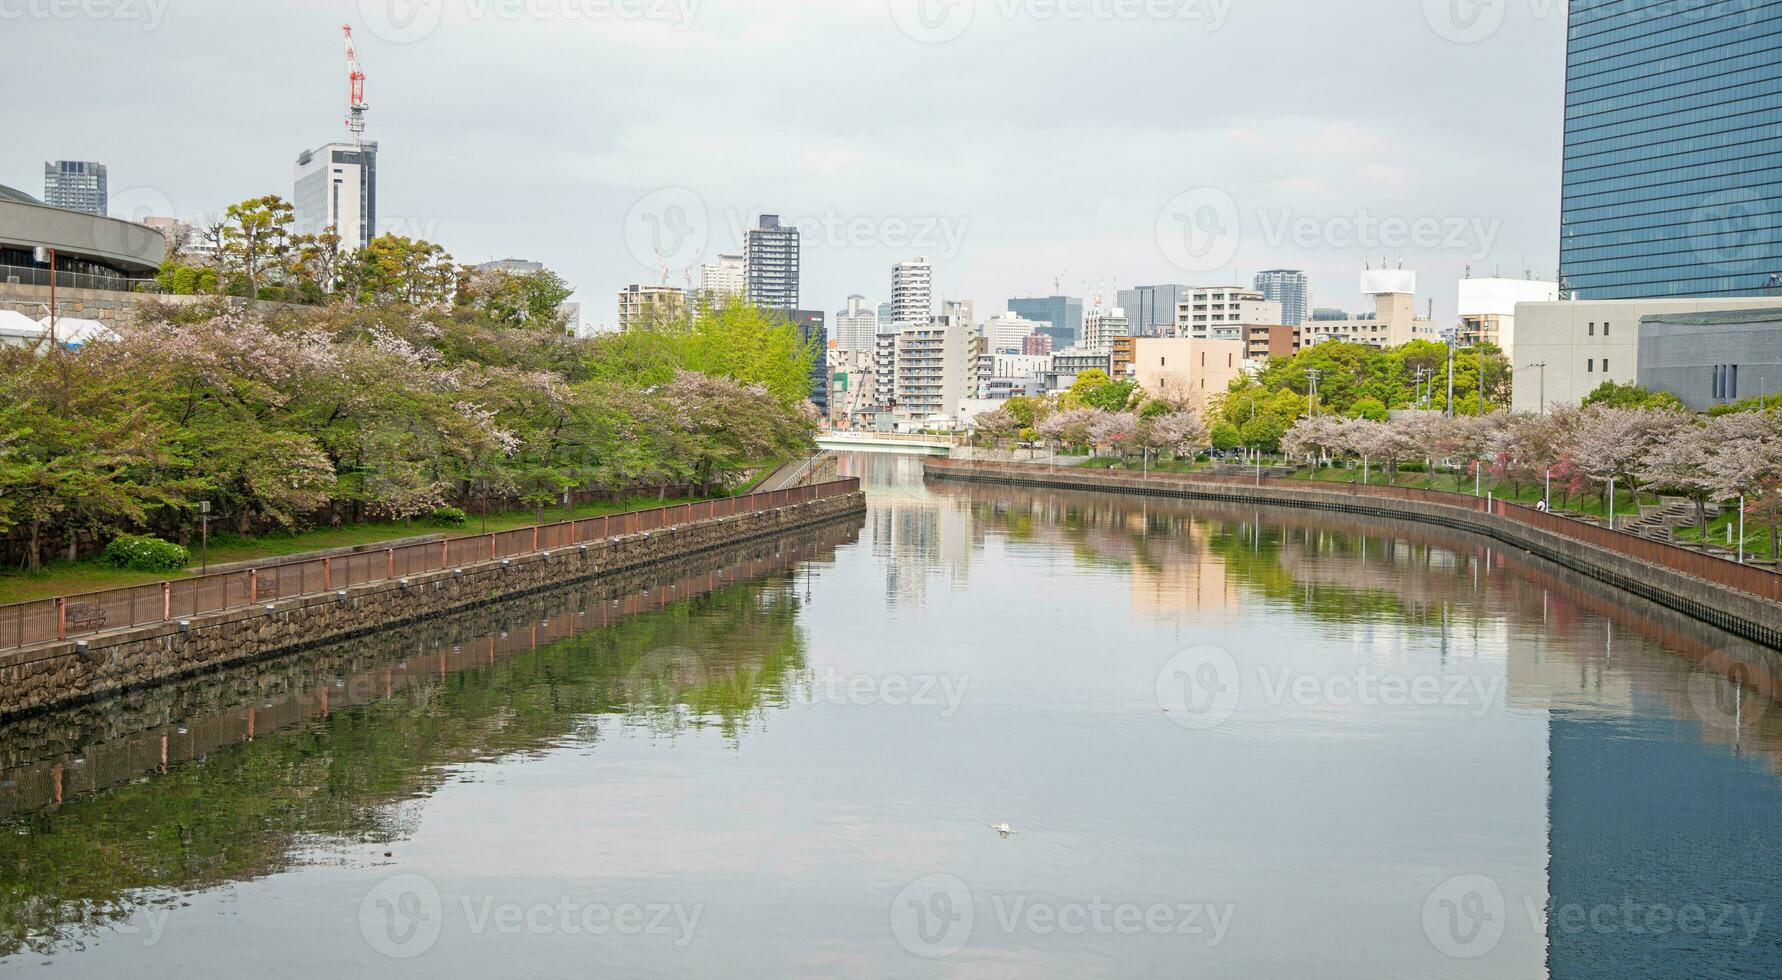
[833,295,878,353]
[942,298,973,330]
[1117,284,1189,337]
[893,315,975,420]
[1,183,164,293]
[1131,337,1245,415]
[1111,335,1136,379]
[1253,270,1309,326]
[1080,306,1131,353]
[744,215,799,309]
[1008,295,1084,350]
[42,161,108,216]
[827,348,878,426]
[1176,286,1281,340]
[616,283,686,331]
[1455,276,1560,362]
[701,252,745,298]
[891,257,933,326]
[981,312,1045,354]
[1298,270,1439,348]
[1637,310,1782,412]
[1509,296,1782,413]
[1559,2,1782,301]
[1243,323,1299,364]
[1022,332,1054,356]
[1310,307,1352,321]
[293,141,378,249]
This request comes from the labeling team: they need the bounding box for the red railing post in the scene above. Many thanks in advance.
[249,569,259,605]
[56,597,67,640]
[323,558,332,590]
[162,582,171,621]
[532,526,539,551]
[387,548,395,579]
[489,534,496,561]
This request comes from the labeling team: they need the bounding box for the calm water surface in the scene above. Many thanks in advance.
[2,453,1779,978]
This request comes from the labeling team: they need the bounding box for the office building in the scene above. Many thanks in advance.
[475,258,545,274]
[1637,309,1782,412]
[1176,286,1281,340]
[1008,295,1084,349]
[1509,295,1782,412]
[1455,276,1560,362]
[1022,332,1054,356]
[293,141,378,249]
[1252,270,1309,326]
[1297,270,1439,348]
[834,295,878,352]
[982,312,1045,354]
[1558,3,1782,300]
[744,215,799,309]
[891,257,934,326]
[42,161,108,216]
[1117,284,1189,337]
[1243,323,1300,363]
[616,283,686,331]
[783,309,829,413]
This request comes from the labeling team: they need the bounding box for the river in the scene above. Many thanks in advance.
[1,453,1777,978]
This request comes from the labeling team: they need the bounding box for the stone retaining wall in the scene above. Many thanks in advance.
[926,464,1782,651]
[0,492,865,720]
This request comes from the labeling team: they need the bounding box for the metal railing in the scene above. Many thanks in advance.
[0,479,860,654]
[925,459,1782,605]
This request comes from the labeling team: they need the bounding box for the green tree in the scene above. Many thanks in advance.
[219,195,296,300]
[1582,380,1687,411]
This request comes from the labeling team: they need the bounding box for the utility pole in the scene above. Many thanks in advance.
[1446,342,1456,417]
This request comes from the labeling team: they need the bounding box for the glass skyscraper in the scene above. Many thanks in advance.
[1007,295,1084,349]
[1558,1,1782,300]
[1252,270,1308,326]
[1116,284,1188,336]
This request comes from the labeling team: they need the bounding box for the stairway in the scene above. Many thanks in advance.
[1621,497,1718,542]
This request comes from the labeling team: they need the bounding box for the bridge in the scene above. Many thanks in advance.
[815,431,958,455]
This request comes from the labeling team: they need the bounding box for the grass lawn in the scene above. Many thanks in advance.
[0,493,712,607]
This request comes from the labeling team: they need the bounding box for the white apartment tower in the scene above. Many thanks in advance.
[834,295,879,352]
[1081,307,1131,353]
[891,257,934,326]
[701,252,745,298]
[1176,286,1282,340]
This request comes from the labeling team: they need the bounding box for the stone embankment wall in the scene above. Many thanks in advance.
[926,463,1782,651]
[0,491,865,719]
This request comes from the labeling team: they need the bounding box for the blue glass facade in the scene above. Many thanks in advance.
[1559,0,1782,300]
[1007,295,1084,349]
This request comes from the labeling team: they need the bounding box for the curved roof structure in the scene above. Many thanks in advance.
[0,184,40,205]
[0,197,164,275]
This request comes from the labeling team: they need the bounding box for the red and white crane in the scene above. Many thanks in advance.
[342,25,369,146]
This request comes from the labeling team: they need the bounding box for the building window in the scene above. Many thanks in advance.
[1588,322,1595,336]
[1587,359,1594,372]
[1603,321,1610,336]
[1603,358,1609,373]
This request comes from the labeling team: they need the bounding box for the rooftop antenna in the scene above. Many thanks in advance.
[342,25,369,148]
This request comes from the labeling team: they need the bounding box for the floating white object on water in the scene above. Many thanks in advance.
[989,822,1017,838]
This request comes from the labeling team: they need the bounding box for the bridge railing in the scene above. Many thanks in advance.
[0,479,861,654]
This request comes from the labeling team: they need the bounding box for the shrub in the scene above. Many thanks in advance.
[1395,461,1429,473]
[102,535,190,572]
[428,506,469,528]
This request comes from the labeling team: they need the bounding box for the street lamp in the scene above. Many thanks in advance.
[33,246,57,349]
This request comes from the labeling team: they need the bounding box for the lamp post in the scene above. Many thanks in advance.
[32,246,57,349]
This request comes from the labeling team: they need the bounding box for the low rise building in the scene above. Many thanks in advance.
[1509,296,1782,412]
[1454,276,1559,363]
[1130,337,1245,415]
[1176,286,1281,339]
[616,284,686,331]
[1637,309,1782,412]
[1298,270,1439,348]
[1242,323,1299,364]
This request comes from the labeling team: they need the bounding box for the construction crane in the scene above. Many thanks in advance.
[342,25,369,146]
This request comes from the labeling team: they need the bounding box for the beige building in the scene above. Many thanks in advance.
[1299,270,1440,348]
[616,284,687,331]
[1176,286,1281,339]
[1131,337,1245,414]
[893,315,976,420]
[1454,276,1559,363]
[1510,296,1782,413]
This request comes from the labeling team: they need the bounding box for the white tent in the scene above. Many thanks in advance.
[35,316,118,348]
[0,310,47,348]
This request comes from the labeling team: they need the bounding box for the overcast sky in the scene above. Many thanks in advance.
[8,0,1567,328]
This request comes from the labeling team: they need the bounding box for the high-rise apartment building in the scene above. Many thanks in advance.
[1080,307,1131,353]
[1007,295,1084,349]
[744,215,799,309]
[1558,2,1782,300]
[891,257,934,326]
[1252,270,1309,326]
[1176,286,1282,339]
[701,252,745,298]
[617,284,687,331]
[834,295,878,352]
[293,141,378,249]
[893,314,975,420]
[42,161,107,216]
[1117,285,1190,337]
